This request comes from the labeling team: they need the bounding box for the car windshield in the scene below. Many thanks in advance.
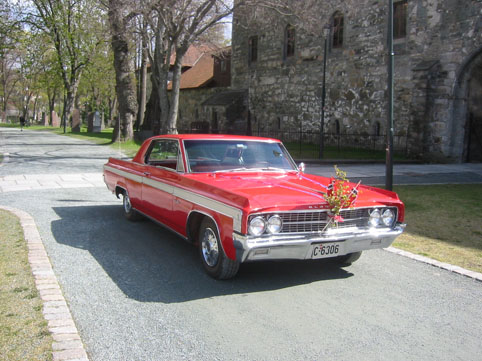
[184,139,298,173]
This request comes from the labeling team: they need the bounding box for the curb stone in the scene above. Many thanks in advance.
[385,246,482,282]
[0,206,90,361]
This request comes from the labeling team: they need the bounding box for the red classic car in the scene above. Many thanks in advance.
[103,134,405,279]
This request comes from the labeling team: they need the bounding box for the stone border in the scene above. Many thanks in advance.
[0,206,90,361]
[386,246,482,282]
[0,173,105,193]
[0,152,8,167]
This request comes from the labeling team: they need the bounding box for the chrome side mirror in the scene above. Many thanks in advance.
[298,162,305,173]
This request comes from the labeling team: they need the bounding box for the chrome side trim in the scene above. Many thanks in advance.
[143,176,174,194]
[173,187,242,232]
[104,164,243,232]
[104,165,143,184]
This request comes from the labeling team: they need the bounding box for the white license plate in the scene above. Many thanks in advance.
[312,242,343,259]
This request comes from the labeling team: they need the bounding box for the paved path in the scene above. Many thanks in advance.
[2,127,482,192]
[0,173,104,193]
[2,165,482,193]
[305,163,482,185]
[1,127,482,361]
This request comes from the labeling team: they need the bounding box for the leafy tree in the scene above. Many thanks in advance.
[0,2,22,121]
[35,35,63,122]
[25,0,105,125]
[148,0,234,134]
[78,40,116,123]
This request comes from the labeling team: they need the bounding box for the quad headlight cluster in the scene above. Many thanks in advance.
[368,208,396,228]
[248,215,283,236]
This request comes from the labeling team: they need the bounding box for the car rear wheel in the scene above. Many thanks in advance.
[336,251,362,266]
[122,192,142,221]
[198,218,239,279]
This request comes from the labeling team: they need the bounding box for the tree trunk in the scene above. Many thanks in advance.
[158,65,169,133]
[48,89,57,120]
[33,95,38,122]
[108,0,137,142]
[144,27,169,134]
[109,96,117,125]
[166,59,182,134]
[143,81,160,133]
[165,45,188,134]
[63,82,79,127]
[136,21,148,131]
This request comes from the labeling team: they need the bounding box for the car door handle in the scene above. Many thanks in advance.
[143,171,151,176]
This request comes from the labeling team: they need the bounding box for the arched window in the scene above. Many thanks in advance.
[212,110,218,134]
[248,35,258,65]
[332,12,344,48]
[284,24,295,59]
[374,122,381,136]
[335,119,341,135]
[394,0,408,39]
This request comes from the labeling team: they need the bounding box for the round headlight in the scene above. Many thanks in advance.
[382,209,395,227]
[267,215,283,234]
[369,209,381,227]
[249,216,266,236]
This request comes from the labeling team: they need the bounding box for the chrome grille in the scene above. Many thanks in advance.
[279,209,370,233]
[279,212,328,233]
[249,207,397,234]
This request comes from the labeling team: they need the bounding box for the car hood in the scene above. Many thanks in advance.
[187,171,402,213]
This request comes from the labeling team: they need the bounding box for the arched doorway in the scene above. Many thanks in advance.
[465,62,482,162]
[451,49,482,162]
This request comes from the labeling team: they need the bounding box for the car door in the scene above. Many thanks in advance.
[141,139,180,226]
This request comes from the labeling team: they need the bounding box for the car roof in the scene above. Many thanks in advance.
[151,134,281,142]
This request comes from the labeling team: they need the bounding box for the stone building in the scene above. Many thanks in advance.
[230,0,482,162]
[173,46,248,134]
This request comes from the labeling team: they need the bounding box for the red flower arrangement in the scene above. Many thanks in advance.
[322,166,361,228]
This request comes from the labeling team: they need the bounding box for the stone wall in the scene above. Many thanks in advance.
[231,0,482,161]
[176,87,230,132]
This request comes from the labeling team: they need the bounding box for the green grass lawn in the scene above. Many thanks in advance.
[284,141,409,160]
[394,184,482,273]
[0,210,53,360]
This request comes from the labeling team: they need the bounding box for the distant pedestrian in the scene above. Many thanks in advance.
[20,116,25,131]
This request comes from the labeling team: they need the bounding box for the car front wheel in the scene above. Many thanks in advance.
[198,218,239,279]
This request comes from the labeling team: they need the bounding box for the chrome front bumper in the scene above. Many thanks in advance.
[233,224,406,263]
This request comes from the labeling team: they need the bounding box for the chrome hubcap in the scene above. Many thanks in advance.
[201,228,219,267]
[123,194,131,213]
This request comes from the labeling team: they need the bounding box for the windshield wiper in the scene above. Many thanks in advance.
[213,166,296,174]
[213,167,248,173]
[247,167,295,172]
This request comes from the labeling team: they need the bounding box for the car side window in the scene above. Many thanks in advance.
[145,139,180,171]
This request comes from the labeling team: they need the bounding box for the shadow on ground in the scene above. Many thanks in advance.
[51,204,352,304]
